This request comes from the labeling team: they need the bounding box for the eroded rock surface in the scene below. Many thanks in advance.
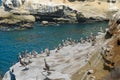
[1,0,120,31]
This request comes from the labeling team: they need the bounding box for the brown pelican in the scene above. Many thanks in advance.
[44,58,50,71]
[32,50,38,57]
[45,48,50,56]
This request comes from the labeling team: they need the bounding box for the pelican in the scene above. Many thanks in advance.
[45,48,50,56]
[44,58,50,71]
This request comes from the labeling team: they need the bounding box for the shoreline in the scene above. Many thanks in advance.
[1,0,120,79]
[1,0,118,31]
[2,10,120,80]
[4,15,120,79]
[2,31,106,80]
[0,20,108,32]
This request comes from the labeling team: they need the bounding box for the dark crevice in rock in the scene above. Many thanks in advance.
[101,53,115,71]
[116,19,120,24]
[76,12,87,23]
[117,38,120,45]
[105,31,113,39]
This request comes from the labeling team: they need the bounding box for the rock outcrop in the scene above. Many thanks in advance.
[2,6,120,80]
[103,11,120,69]
[70,11,120,80]
[31,5,78,23]
[0,0,79,31]
[96,11,120,80]
[0,8,35,31]
[0,0,120,31]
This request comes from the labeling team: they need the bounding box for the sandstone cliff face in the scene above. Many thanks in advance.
[0,0,79,30]
[100,11,120,80]
[70,11,120,80]
[1,0,120,30]
[0,8,35,30]
[103,11,120,69]
[2,0,118,23]
[29,5,78,23]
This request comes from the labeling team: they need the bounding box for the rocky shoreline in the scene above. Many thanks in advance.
[1,0,120,80]
[1,0,119,31]
[2,30,103,80]
[2,10,120,80]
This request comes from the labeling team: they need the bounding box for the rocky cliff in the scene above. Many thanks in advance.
[0,8,35,31]
[0,0,79,31]
[2,11,120,80]
[0,0,120,30]
[71,11,120,80]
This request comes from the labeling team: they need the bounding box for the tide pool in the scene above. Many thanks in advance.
[0,22,108,75]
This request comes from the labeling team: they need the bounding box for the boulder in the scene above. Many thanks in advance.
[87,69,94,74]
[41,21,49,25]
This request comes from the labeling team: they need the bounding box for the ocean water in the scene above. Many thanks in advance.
[0,22,108,75]
[0,0,1,6]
